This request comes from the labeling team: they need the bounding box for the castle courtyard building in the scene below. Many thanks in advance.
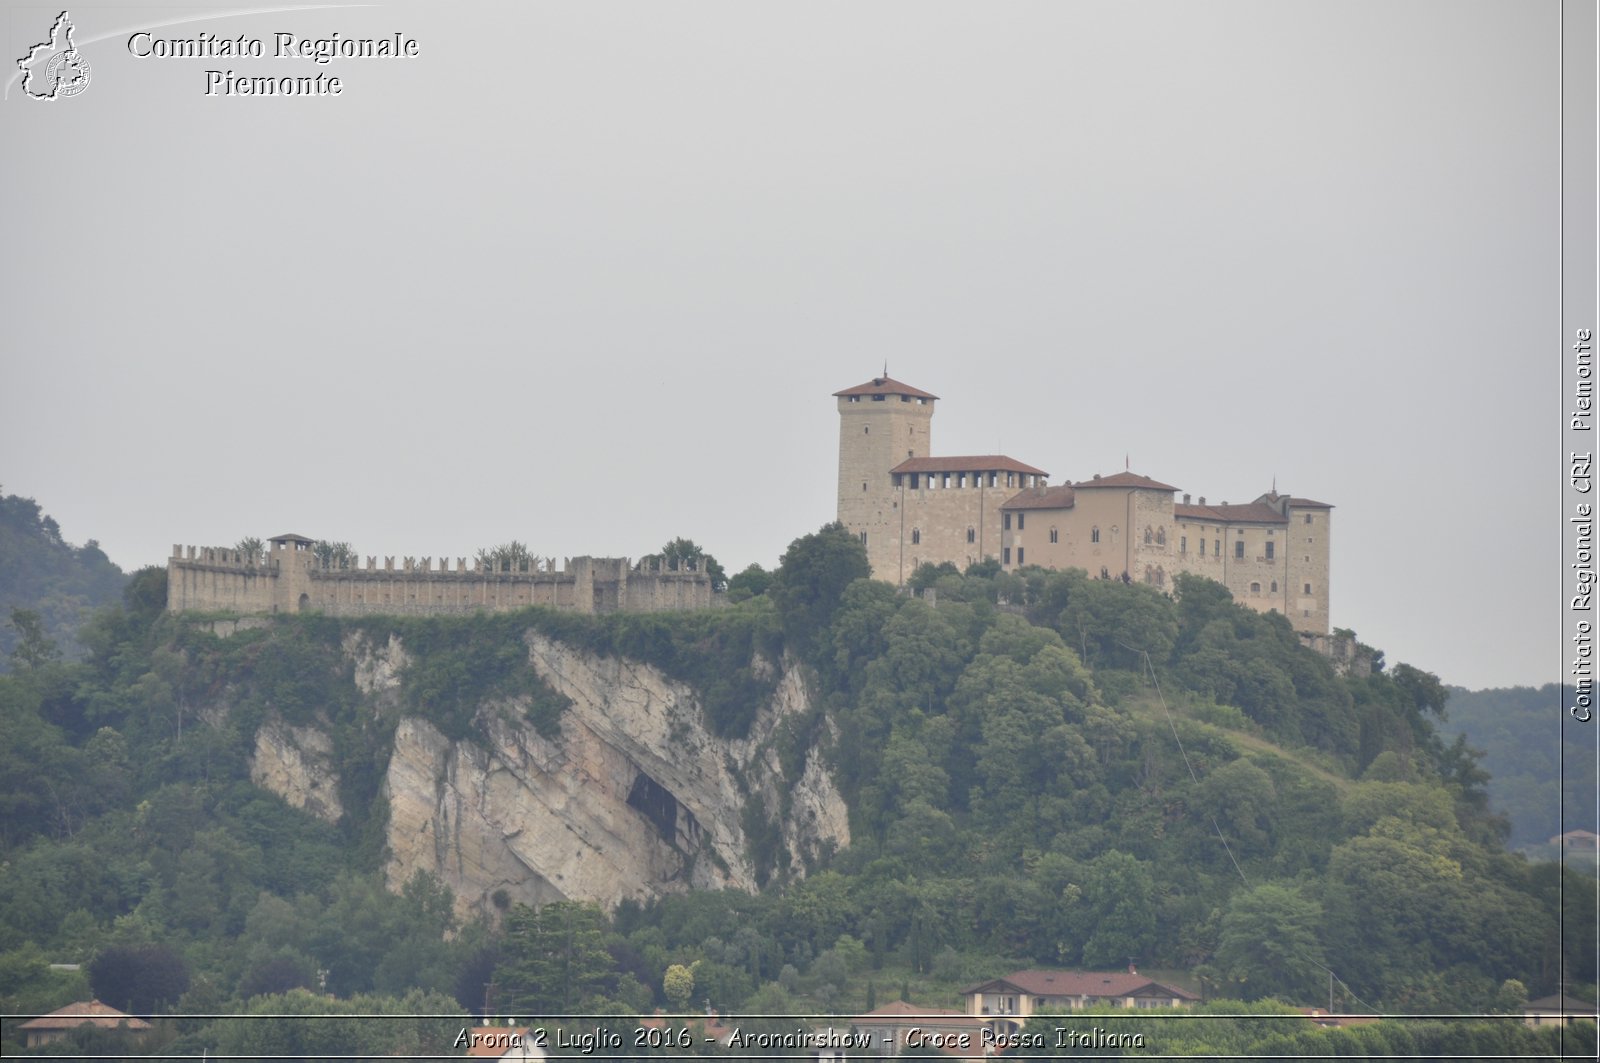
[835,374,1332,636]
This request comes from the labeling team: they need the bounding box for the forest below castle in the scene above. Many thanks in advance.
[0,491,1594,1059]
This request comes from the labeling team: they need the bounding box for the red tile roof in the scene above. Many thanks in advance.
[1175,502,1287,524]
[1073,472,1179,491]
[19,1000,153,1031]
[1284,497,1333,509]
[890,455,1048,476]
[834,376,940,400]
[1001,485,1076,511]
[964,970,1198,1001]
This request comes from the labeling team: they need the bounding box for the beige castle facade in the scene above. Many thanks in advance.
[836,375,1332,635]
[166,534,713,617]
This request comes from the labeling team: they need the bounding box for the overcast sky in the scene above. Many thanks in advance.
[0,1,1567,690]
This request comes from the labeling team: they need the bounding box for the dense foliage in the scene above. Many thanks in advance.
[1437,684,1598,852]
[0,490,126,668]
[0,519,1592,1059]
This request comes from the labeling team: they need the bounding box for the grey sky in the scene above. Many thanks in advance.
[0,1,1564,690]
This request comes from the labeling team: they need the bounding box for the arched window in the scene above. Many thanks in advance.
[1091,526,1101,544]
[1156,528,1167,546]
[911,528,921,545]
[1144,527,1153,545]
[1155,567,1165,587]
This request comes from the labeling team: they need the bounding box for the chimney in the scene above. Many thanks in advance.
[1198,496,1206,505]
[1128,962,1137,975]
[1182,493,1190,504]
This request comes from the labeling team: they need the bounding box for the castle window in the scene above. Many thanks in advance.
[1017,513,1025,530]
[1271,580,1278,592]
[1214,539,1220,555]
[872,394,885,401]
[1003,513,1012,530]
[1006,472,1015,487]
[1017,547,1025,565]
[1304,583,1312,594]
[967,527,976,543]
[1155,568,1165,587]
[910,474,920,489]
[1234,541,1245,559]
[859,532,868,545]
[862,482,867,491]
[1091,526,1100,544]
[911,528,921,545]
[1250,582,1261,593]
[1265,541,1274,560]
[1305,514,1313,524]
[1004,547,1012,564]
[1156,527,1166,546]
[1180,536,1187,554]
[1198,539,1204,555]
[1050,527,1059,544]
[1144,527,1153,545]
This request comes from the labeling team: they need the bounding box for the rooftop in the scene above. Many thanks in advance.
[891,455,1048,476]
[1176,502,1288,524]
[963,969,1199,1001]
[1002,484,1077,511]
[19,1000,153,1032]
[1073,471,1180,491]
[834,375,940,400]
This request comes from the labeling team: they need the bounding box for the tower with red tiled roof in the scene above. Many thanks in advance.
[835,375,1049,582]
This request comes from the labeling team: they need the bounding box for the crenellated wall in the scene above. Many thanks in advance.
[166,543,715,616]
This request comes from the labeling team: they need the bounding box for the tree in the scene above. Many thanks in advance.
[663,962,695,1012]
[1214,883,1327,1003]
[476,540,538,572]
[639,538,727,591]
[311,540,357,570]
[769,523,871,654]
[496,901,613,1016]
[87,943,191,1014]
[725,563,772,602]
[7,608,59,670]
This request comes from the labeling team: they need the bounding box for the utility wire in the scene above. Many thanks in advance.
[1125,642,1380,1015]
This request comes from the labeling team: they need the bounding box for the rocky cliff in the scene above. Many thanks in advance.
[248,628,848,921]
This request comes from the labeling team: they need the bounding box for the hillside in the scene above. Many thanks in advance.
[1437,684,1598,853]
[0,524,1592,1058]
[0,488,127,669]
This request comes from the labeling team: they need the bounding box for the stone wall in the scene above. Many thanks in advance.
[166,544,713,617]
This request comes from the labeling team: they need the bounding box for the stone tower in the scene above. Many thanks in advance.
[834,375,938,573]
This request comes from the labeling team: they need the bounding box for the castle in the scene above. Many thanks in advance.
[164,376,1330,633]
[835,375,1332,635]
[165,535,713,617]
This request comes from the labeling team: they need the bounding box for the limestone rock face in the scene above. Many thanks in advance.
[377,632,849,921]
[250,716,344,824]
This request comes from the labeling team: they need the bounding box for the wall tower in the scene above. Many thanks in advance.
[835,375,937,573]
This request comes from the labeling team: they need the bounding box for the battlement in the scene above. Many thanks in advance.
[167,541,715,618]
